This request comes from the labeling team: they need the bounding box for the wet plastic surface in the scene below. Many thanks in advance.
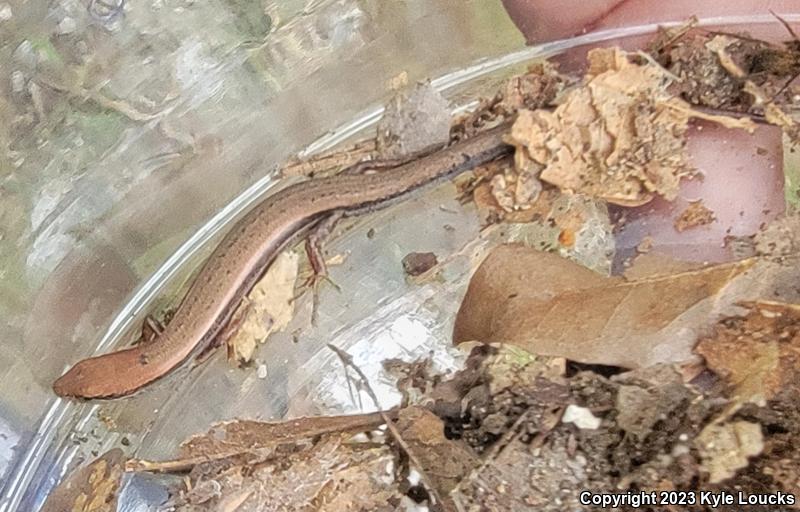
[1,3,798,510]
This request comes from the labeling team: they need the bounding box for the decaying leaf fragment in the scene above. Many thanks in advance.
[507,47,755,207]
[40,449,124,512]
[130,413,401,511]
[174,435,398,511]
[695,421,764,484]
[695,300,800,406]
[228,250,299,364]
[700,34,800,142]
[451,63,566,141]
[705,35,748,78]
[127,411,392,473]
[453,244,753,368]
[395,406,480,497]
[469,160,559,224]
[674,200,716,232]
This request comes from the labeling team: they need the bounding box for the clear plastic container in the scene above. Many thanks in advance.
[0,2,797,510]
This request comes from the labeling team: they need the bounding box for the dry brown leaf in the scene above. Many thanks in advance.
[396,406,480,497]
[135,414,401,510]
[623,252,705,280]
[695,300,800,406]
[228,250,298,364]
[453,246,607,346]
[126,412,391,475]
[127,412,393,477]
[40,449,124,512]
[453,245,753,368]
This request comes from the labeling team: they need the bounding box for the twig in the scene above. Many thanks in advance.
[326,343,451,512]
[692,105,768,125]
[126,410,394,473]
[650,16,699,53]
[770,9,799,42]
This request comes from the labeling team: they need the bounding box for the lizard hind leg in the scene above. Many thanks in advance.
[134,314,165,345]
[293,211,345,324]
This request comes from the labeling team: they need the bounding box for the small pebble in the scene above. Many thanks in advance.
[256,362,268,379]
[401,251,437,276]
[561,404,602,430]
[672,443,690,456]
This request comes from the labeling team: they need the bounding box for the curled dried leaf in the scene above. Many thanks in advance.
[453,245,753,368]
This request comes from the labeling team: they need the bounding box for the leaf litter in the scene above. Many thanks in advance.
[73,239,800,511]
[49,18,800,512]
[674,200,717,232]
[506,47,755,208]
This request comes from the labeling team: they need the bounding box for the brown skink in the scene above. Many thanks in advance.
[53,122,513,399]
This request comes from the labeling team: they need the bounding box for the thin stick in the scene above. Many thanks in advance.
[770,10,799,42]
[326,343,451,512]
